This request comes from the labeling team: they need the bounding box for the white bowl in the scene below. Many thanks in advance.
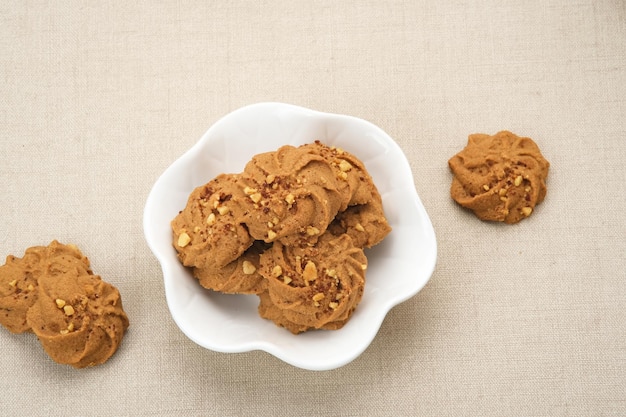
[143,102,437,371]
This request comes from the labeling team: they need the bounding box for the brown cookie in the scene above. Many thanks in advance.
[1,241,129,368]
[448,131,550,223]
[240,141,383,246]
[0,241,90,333]
[257,233,367,334]
[27,261,129,368]
[172,173,254,269]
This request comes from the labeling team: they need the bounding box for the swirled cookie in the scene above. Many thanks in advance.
[0,241,129,368]
[257,233,367,334]
[239,141,381,246]
[448,131,550,224]
[0,241,89,333]
[172,173,254,270]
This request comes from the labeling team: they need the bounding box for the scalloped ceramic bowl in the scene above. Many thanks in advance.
[143,102,436,371]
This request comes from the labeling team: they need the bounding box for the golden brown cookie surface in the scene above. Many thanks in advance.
[448,131,550,223]
[257,233,367,334]
[172,173,254,270]
[0,241,129,368]
[0,241,90,333]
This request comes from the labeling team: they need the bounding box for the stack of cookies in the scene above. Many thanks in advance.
[171,141,391,334]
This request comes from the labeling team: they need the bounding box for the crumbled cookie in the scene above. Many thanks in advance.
[0,241,129,368]
[171,141,391,331]
[448,131,550,223]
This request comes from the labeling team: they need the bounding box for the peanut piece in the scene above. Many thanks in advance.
[306,226,320,236]
[242,260,256,275]
[177,232,191,247]
[303,261,317,282]
[272,265,283,277]
[521,207,533,216]
[312,293,325,302]
[55,299,66,309]
[63,305,75,316]
[338,160,352,172]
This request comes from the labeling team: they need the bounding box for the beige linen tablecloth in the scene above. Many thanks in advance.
[1,1,625,416]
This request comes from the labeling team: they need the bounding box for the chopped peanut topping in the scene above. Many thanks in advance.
[243,186,257,195]
[521,207,533,216]
[499,188,507,197]
[354,223,365,232]
[242,261,256,275]
[338,160,352,172]
[206,213,216,225]
[283,276,292,285]
[312,293,325,302]
[306,226,320,236]
[55,299,66,309]
[27,284,35,292]
[272,265,283,277]
[217,205,230,215]
[285,193,295,206]
[266,174,275,184]
[483,184,490,191]
[63,305,75,316]
[177,232,191,247]
[328,302,339,310]
[60,329,69,335]
[8,280,17,288]
[303,261,317,282]
[327,269,337,278]
[249,193,262,203]
[67,322,74,332]
[514,175,523,186]
[266,230,277,241]
[338,171,348,180]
